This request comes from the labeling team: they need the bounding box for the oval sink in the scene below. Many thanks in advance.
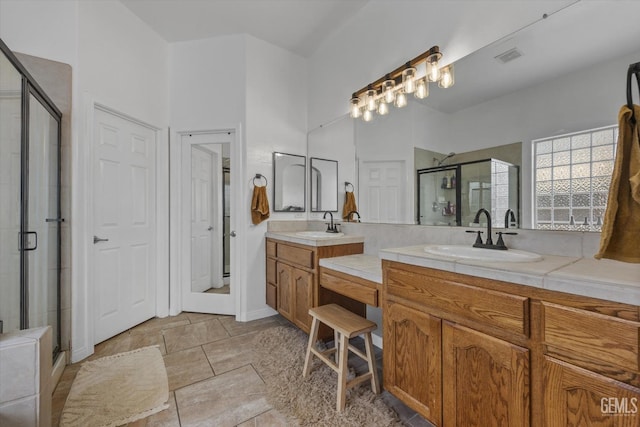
[295,231,344,239]
[423,245,542,262]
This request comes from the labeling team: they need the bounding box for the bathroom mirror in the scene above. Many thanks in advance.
[308,1,640,229]
[310,157,338,212]
[273,152,306,212]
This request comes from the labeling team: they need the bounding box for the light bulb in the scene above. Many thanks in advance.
[363,109,374,122]
[438,64,455,88]
[377,100,389,115]
[382,79,395,104]
[395,91,407,108]
[426,51,442,82]
[402,67,417,94]
[365,88,377,111]
[349,96,361,118]
[414,79,429,99]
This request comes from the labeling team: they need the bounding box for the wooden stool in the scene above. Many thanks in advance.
[302,304,380,412]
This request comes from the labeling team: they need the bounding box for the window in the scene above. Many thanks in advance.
[533,125,618,231]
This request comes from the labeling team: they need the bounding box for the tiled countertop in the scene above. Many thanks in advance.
[266,231,365,247]
[379,245,640,306]
[319,254,382,284]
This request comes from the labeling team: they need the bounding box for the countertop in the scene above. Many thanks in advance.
[266,231,365,247]
[319,254,382,284]
[379,245,640,306]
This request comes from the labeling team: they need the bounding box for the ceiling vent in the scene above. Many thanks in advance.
[495,48,523,64]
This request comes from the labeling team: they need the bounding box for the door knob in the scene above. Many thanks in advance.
[93,235,109,244]
[230,231,236,237]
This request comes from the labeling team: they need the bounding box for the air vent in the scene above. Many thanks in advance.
[495,48,523,64]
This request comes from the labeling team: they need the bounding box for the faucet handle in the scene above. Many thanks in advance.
[466,230,484,246]
[495,231,517,249]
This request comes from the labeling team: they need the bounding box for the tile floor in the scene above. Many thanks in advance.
[52,313,433,427]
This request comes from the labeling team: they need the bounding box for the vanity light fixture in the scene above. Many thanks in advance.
[349,45,454,122]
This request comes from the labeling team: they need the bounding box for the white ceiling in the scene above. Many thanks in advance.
[119,0,369,57]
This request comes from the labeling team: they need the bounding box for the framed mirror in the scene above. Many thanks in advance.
[310,157,338,212]
[273,152,306,212]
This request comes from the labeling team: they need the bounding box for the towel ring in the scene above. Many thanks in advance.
[253,174,268,187]
[345,181,354,192]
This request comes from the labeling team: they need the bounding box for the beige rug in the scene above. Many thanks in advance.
[253,326,402,427]
[60,346,169,427]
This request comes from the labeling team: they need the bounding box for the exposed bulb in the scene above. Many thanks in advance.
[365,88,377,111]
[350,96,361,118]
[395,91,407,108]
[402,67,417,94]
[426,51,442,82]
[377,100,389,115]
[438,64,455,88]
[382,79,395,104]
[414,79,429,99]
[362,109,374,122]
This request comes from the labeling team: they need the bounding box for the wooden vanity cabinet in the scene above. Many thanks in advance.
[383,260,640,427]
[266,237,364,333]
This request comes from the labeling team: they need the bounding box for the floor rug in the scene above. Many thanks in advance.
[253,326,402,427]
[59,346,169,427]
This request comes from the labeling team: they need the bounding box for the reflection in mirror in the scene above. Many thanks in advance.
[310,1,640,230]
[310,157,338,212]
[190,143,231,294]
[273,152,306,212]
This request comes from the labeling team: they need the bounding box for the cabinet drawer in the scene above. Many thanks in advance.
[266,258,276,284]
[387,266,529,336]
[266,240,277,258]
[278,244,314,269]
[320,269,378,306]
[542,302,640,372]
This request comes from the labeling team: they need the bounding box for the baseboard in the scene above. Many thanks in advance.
[240,306,278,322]
[372,333,383,349]
[51,351,67,392]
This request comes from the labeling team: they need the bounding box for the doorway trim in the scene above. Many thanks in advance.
[169,127,243,318]
[71,98,168,363]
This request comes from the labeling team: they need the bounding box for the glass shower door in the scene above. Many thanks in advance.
[0,49,22,334]
[26,90,61,356]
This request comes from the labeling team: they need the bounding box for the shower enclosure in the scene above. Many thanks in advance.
[0,39,62,360]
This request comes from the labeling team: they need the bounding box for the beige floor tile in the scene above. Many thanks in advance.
[130,313,191,335]
[130,331,167,355]
[184,311,229,324]
[126,392,180,427]
[51,363,83,426]
[175,365,271,427]
[219,315,280,337]
[163,318,229,353]
[202,332,259,375]
[90,330,133,360]
[163,347,214,391]
[237,409,293,427]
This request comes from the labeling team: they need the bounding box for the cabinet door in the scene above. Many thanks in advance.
[384,301,442,425]
[266,258,277,309]
[276,262,293,320]
[544,356,640,426]
[442,321,530,427]
[292,267,314,332]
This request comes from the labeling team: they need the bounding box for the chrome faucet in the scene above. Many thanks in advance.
[346,210,361,222]
[323,211,339,233]
[504,209,516,228]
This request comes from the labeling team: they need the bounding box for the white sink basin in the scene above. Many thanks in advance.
[295,231,344,239]
[423,245,542,263]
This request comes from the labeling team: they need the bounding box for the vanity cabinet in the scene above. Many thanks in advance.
[266,237,364,333]
[382,260,640,427]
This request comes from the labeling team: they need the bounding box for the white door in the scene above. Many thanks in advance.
[93,108,157,343]
[190,146,216,292]
[359,160,406,223]
[181,132,234,315]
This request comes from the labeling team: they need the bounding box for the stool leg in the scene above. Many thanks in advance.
[336,333,350,412]
[364,332,380,394]
[303,316,320,378]
[334,329,340,364]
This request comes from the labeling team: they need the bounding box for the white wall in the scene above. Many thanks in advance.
[307,1,573,129]
[244,35,307,319]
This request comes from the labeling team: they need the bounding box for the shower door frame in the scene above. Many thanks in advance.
[1,38,63,358]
